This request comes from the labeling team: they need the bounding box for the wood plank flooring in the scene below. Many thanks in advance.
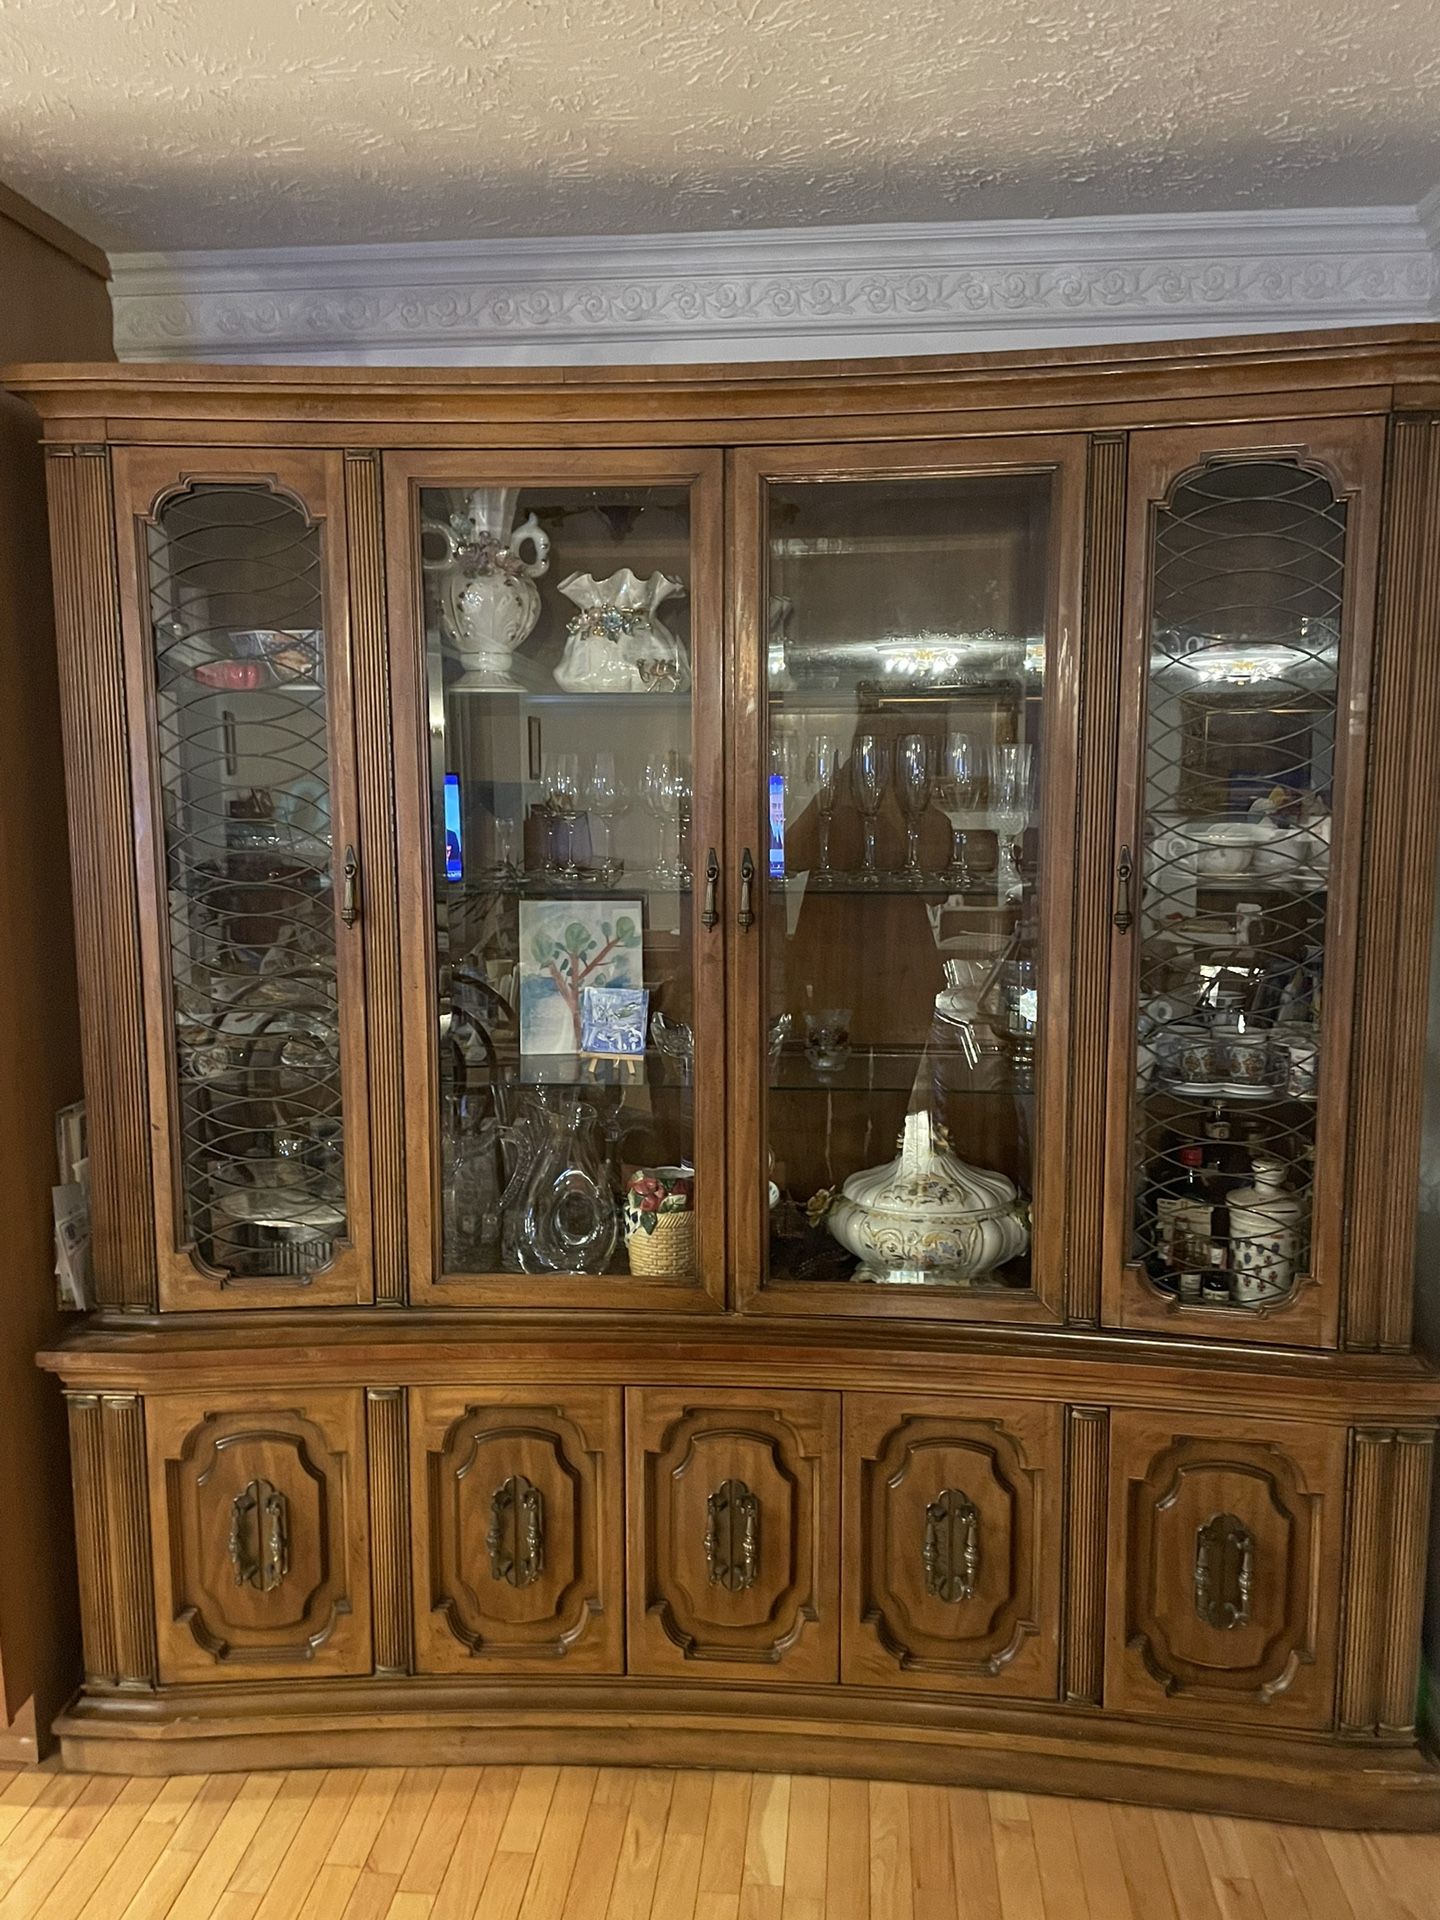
[0,1763,1433,1919]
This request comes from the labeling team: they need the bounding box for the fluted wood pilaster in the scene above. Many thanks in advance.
[1063,1406,1109,1704]
[1348,414,1440,1349]
[46,447,155,1309]
[367,1387,413,1674]
[1338,1429,1390,1732]
[1067,435,1126,1322]
[1377,1432,1434,1734]
[346,452,406,1304]
[66,1393,156,1690]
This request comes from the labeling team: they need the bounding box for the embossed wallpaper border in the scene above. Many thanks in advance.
[110,197,1440,363]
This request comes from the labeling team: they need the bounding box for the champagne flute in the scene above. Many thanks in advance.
[990,741,1033,899]
[806,733,840,884]
[934,729,977,889]
[641,751,673,879]
[545,751,583,883]
[583,750,628,881]
[894,733,932,887]
[849,734,890,887]
[669,752,694,885]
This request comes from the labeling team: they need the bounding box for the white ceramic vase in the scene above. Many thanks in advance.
[555,570,690,693]
[826,1110,1029,1285]
[423,487,550,690]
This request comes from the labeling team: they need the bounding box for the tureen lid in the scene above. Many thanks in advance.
[840,1111,1020,1221]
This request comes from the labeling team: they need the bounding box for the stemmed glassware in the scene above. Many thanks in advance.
[990,741,1034,898]
[933,730,978,889]
[849,734,890,887]
[544,751,584,883]
[893,733,932,887]
[583,750,628,881]
[805,733,840,885]
[642,748,692,884]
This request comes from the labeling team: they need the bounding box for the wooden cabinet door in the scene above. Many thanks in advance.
[627,1388,839,1681]
[148,1390,370,1683]
[842,1394,1062,1698]
[411,1387,623,1674]
[1106,1410,1345,1727]
[113,448,376,1310]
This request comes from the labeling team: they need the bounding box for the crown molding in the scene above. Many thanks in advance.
[109,199,1440,365]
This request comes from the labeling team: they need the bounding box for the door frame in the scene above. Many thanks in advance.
[727,434,1091,1325]
[112,446,375,1308]
[1099,415,1387,1349]
[383,447,728,1312]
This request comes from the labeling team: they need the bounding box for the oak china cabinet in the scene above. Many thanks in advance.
[11,328,1440,1826]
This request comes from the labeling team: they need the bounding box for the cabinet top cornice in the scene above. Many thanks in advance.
[8,324,1440,443]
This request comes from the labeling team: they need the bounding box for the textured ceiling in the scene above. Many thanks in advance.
[1,0,1438,253]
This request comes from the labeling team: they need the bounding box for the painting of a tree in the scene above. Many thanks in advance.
[518,900,643,1052]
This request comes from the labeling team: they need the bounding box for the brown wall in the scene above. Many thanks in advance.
[0,187,111,1758]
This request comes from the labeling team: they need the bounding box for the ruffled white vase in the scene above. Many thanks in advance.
[554,570,690,693]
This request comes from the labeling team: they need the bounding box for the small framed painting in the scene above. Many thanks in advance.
[518,899,644,1054]
[580,985,650,1058]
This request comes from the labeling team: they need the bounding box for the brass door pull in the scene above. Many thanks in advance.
[341,844,360,927]
[705,1478,759,1591]
[702,848,721,928]
[1113,843,1134,933]
[738,848,755,930]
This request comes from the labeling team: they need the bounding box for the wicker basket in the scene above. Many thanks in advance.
[626,1209,695,1277]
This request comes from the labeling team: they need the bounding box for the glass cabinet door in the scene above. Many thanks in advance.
[117,451,372,1306]
[732,440,1086,1319]
[390,453,725,1308]
[1104,421,1385,1345]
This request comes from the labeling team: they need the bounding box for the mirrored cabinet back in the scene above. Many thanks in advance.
[10,329,1440,1825]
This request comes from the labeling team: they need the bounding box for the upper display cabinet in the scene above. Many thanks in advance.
[26,344,1433,1352]
[385,452,726,1312]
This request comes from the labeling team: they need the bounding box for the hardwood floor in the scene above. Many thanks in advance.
[0,1763,1434,1919]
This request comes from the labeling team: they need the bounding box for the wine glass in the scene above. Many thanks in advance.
[545,751,584,882]
[805,733,840,884]
[642,748,690,883]
[990,741,1033,898]
[849,734,890,887]
[893,733,932,887]
[934,729,978,889]
[670,753,694,884]
[583,751,628,881]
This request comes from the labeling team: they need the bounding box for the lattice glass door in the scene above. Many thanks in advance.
[119,453,372,1306]
[1103,421,1385,1346]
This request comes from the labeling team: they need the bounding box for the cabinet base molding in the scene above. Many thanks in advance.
[51,1678,1440,1830]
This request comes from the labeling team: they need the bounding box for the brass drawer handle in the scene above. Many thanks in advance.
[1194,1512,1253,1630]
[738,848,755,931]
[922,1488,980,1603]
[1113,843,1134,933]
[229,1478,289,1593]
[341,844,360,927]
[705,1478,759,1591]
[487,1474,545,1588]
[702,848,720,929]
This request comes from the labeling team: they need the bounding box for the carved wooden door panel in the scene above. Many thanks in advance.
[411,1387,623,1674]
[1106,1411,1345,1727]
[147,1390,370,1683]
[627,1389,839,1681]
[842,1394,1062,1698]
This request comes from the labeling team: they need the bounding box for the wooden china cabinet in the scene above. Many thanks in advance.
[11,328,1440,1826]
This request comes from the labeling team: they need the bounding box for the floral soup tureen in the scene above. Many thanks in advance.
[825,1110,1030,1285]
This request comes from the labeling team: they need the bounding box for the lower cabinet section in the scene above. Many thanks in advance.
[51,1365,1440,1824]
[842,1394,1063,1698]
[626,1388,840,1681]
[410,1387,623,1674]
[1105,1410,1346,1729]
[147,1390,371,1683]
